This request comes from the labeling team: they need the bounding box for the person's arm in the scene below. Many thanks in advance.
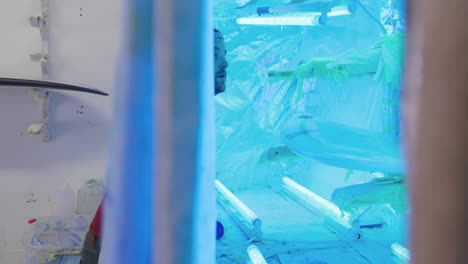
[403,0,468,263]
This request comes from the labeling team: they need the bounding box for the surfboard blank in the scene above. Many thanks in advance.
[0,77,109,96]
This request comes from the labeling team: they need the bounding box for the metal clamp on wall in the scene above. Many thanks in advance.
[30,52,48,77]
[29,11,48,39]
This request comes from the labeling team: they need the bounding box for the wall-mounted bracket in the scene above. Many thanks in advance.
[29,12,48,39]
[27,88,50,142]
[29,0,50,141]
[30,52,48,78]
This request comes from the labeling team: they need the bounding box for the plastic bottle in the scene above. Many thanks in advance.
[76,179,104,216]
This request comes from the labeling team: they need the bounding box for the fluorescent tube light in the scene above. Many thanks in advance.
[391,243,410,263]
[267,4,351,16]
[238,5,352,26]
[247,244,268,264]
[215,180,262,239]
[236,16,320,26]
[328,8,352,17]
[282,177,352,229]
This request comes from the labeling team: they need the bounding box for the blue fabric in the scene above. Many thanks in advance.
[216,221,224,240]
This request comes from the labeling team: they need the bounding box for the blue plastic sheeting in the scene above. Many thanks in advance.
[214,0,405,187]
[213,0,408,252]
[283,119,405,173]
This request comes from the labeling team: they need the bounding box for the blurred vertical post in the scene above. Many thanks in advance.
[101,0,155,263]
[153,0,216,262]
[101,0,215,263]
[403,0,468,263]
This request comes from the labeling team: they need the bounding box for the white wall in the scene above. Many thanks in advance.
[0,0,122,262]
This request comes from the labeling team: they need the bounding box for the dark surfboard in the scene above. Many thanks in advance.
[0,77,109,96]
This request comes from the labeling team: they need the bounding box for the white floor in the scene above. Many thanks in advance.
[217,187,398,264]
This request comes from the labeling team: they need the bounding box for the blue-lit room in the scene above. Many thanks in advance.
[1,0,467,263]
[213,1,407,263]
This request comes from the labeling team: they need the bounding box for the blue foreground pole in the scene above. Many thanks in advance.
[101,0,215,262]
[152,0,216,263]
